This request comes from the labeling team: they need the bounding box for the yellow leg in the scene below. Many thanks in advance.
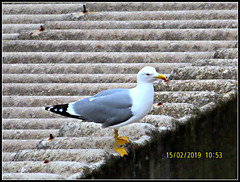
[113,129,129,157]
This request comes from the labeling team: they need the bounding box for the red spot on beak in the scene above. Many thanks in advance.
[163,77,169,82]
[157,103,162,106]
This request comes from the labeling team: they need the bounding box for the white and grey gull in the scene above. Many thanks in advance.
[45,66,167,156]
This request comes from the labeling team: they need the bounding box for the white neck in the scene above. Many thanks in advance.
[136,81,154,92]
[129,81,155,122]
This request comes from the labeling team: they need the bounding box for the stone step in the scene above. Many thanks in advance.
[157,79,237,93]
[3,63,187,74]
[2,83,136,96]
[19,29,238,41]
[2,52,214,64]
[155,91,222,107]
[2,118,78,130]
[2,24,42,33]
[2,101,198,118]
[2,2,237,13]
[2,137,112,153]
[170,66,237,80]
[3,129,59,140]
[3,40,237,52]
[2,173,64,180]
[2,4,84,14]
[2,74,138,83]
[2,115,175,130]
[45,20,238,29]
[2,96,86,107]
[2,58,237,82]
[151,103,199,117]
[13,149,109,164]
[3,140,39,152]
[2,91,221,108]
[2,161,90,178]
[192,59,238,66]
[36,134,154,152]
[3,122,156,142]
[35,135,152,155]
[2,33,19,40]
[3,14,70,24]
[3,152,16,161]
[71,10,237,21]
[213,48,238,59]
[58,122,157,140]
[3,10,237,24]
[84,2,237,11]
[3,78,237,96]
[2,107,62,118]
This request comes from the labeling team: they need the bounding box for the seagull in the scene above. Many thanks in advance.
[45,66,167,157]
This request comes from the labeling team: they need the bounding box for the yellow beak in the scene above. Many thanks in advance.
[154,74,167,81]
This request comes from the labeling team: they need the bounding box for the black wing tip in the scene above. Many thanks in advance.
[45,104,86,120]
[45,106,50,111]
[45,104,68,113]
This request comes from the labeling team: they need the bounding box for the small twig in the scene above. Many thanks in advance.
[83,4,88,13]
[46,134,54,141]
[39,25,45,31]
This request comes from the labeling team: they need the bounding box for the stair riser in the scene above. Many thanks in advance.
[3,24,42,34]
[171,66,237,80]
[2,74,138,83]
[2,173,64,180]
[3,11,237,23]
[2,153,16,161]
[3,63,187,74]
[2,52,214,64]
[72,11,237,21]
[19,29,238,41]
[2,103,197,118]
[3,2,237,14]
[2,4,83,14]
[2,161,88,177]
[3,130,59,140]
[3,140,39,152]
[13,149,107,163]
[3,79,237,96]
[2,115,174,130]
[83,2,238,11]
[2,118,77,130]
[3,14,70,24]
[3,83,135,96]
[45,20,238,29]
[3,40,237,52]
[3,91,221,107]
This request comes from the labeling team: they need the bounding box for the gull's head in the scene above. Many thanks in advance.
[137,66,167,83]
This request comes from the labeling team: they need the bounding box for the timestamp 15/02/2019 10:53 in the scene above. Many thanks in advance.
[166,151,223,159]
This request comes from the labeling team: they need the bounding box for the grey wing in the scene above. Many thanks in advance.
[72,89,133,128]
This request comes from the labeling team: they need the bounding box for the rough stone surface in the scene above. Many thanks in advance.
[18,29,237,40]
[213,48,238,59]
[3,40,237,52]
[2,2,238,180]
[45,20,238,29]
[2,52,214,64]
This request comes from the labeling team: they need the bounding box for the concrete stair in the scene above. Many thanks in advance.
[2,2,238,180]
[44,20,238,29]
[2,52,215,64]
[18,29,237,40]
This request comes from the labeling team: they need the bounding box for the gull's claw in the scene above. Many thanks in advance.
[114,143,128,157]
[113,129,129,157]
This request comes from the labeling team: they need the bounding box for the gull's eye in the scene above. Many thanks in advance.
[146,73,150,76]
